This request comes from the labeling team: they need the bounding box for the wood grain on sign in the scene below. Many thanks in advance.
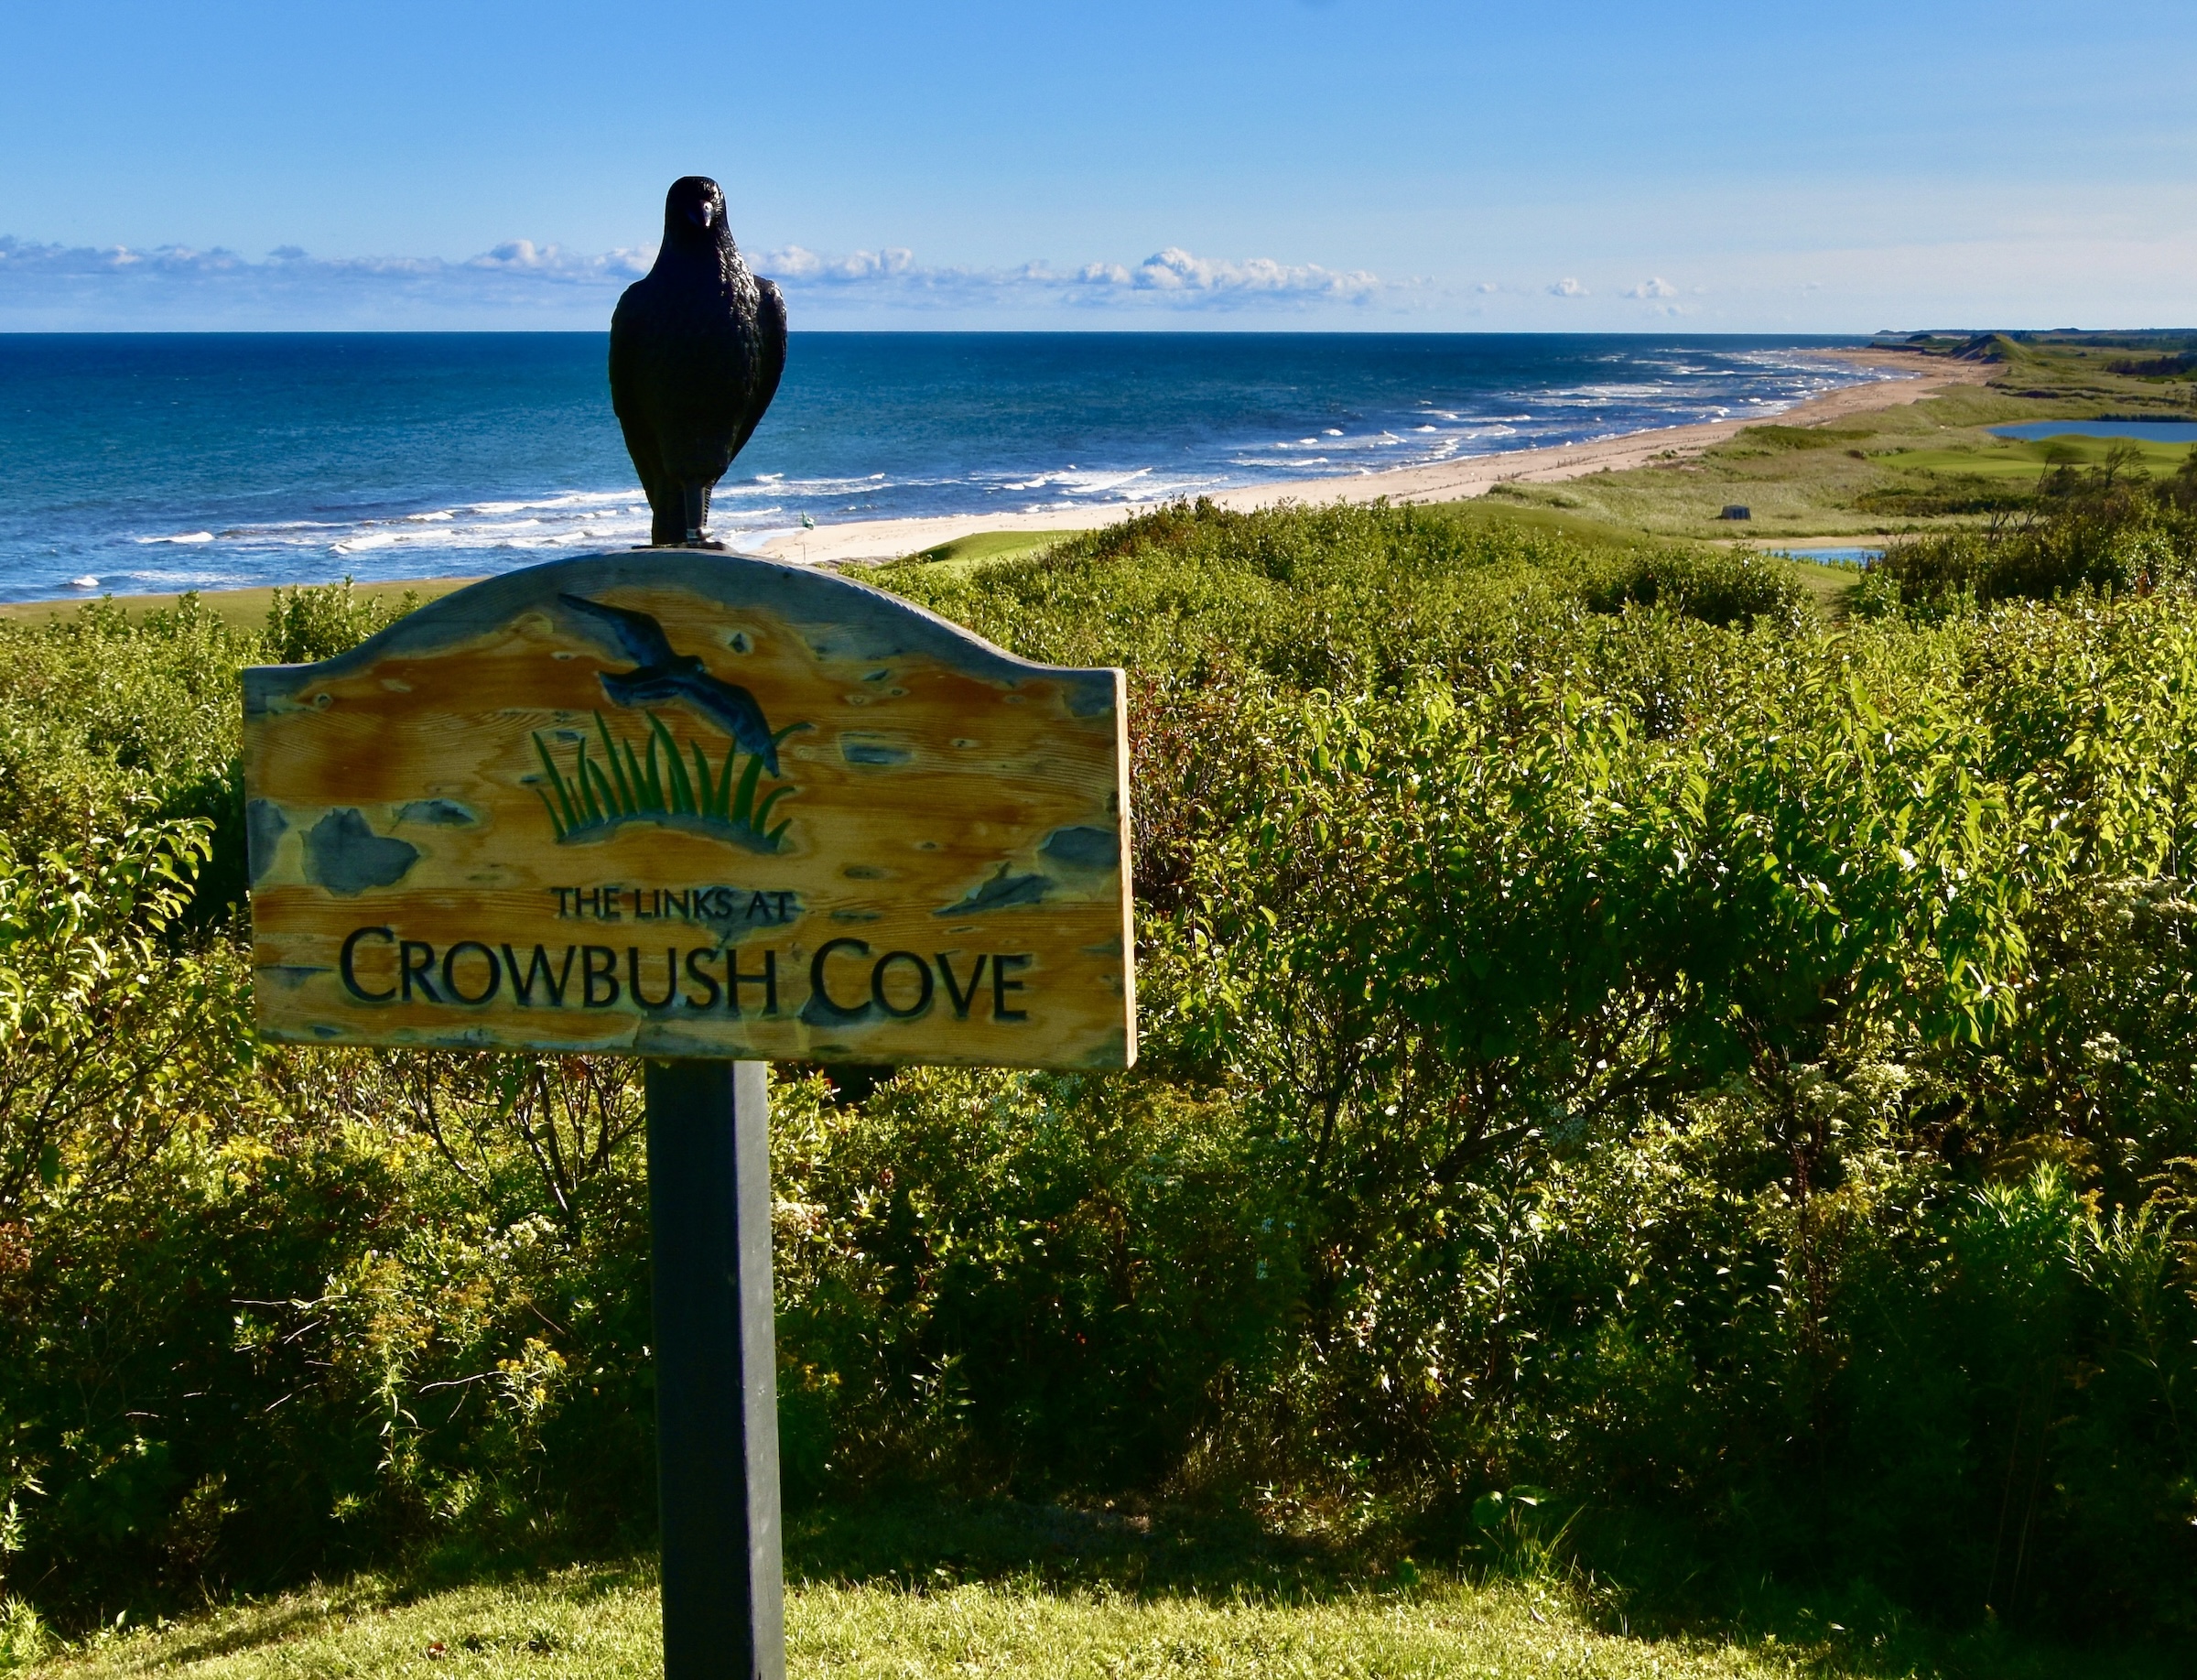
[243,551,1134,1068]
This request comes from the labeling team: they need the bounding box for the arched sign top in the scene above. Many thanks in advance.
[243,549,1135,1068]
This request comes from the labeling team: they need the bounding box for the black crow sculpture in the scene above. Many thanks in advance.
[610,176,787,547]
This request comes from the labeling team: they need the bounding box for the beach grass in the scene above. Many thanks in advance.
[1404,497,1669,549]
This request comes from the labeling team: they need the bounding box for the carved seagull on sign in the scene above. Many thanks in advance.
[557,593,785,774]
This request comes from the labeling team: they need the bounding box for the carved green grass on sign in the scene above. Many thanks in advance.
[528,710,807,851]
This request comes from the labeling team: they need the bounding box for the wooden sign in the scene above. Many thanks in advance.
[243,550,1135,1068]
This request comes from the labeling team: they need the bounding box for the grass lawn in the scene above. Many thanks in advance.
[0,577,476,632]
[11,1497,2173,1680]
[13,1560,2144,1680]
[1865,433,2197,483]
[904,529,1083,575]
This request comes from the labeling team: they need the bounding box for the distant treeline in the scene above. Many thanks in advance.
[1888,329,2197,353]
[2109,352,2197,377]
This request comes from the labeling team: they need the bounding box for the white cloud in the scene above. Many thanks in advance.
[466,239,654,279]
[0,234,1391,328]
[0,234,654,328]
[757,243,1385,309]
[1108,246,1381,300]
[764,244,916,282]
[1623,276,1677,298]
[1547,276,1588,297]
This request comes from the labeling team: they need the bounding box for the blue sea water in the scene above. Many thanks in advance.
[0,332,1880,603]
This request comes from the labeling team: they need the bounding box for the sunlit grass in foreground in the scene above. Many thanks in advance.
[14,1561,2143,1680]
[10,1566,1783,1680]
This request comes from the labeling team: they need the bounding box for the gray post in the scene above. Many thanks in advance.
[644,1058,785,1680]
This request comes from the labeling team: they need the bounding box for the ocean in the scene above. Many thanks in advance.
[0,332,1878,603]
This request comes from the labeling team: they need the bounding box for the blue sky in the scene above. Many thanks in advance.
[2,0,2192,331]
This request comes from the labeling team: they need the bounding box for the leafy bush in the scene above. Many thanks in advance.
[875,499,1804,688]
[1576,545,1804,627]
[1875,447,2197,613]
[0,821,249,1219]
[0,599,246,860]
[263,578,420,666]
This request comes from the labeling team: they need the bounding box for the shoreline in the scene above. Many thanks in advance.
[751,348,1987,566]
[0,350,1986,621]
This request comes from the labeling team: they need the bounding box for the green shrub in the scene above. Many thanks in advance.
[263,578,420,666]
[1877,450,2197,612]
[1578,546,1805,627]
[773,1068,1289,1499]
[0,599,247,860]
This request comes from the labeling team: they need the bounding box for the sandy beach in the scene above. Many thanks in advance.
[756,349,1992,567]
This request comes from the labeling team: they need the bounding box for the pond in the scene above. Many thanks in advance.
[1990,418,2197,443]
[1769,547,1882,568]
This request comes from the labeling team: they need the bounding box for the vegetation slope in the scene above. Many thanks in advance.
[3,454,2197,1673]
[1482,334,2197,541]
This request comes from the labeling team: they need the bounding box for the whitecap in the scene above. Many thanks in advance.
[137,531,214,545]
[121,569,246,587]
[70,575,100,589]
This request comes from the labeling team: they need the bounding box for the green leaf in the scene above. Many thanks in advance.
[596,713,637,813]
[730,752,767,829]
[572,738,603,823]
[651,713,697,813]
[533,733,580,832]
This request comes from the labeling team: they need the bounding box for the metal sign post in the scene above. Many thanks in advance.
[240,548,1136,1679]
[646,1059,782,1680]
